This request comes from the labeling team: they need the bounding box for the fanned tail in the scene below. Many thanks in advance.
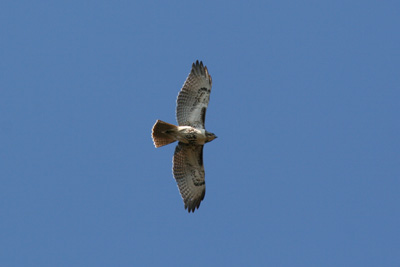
[151,120,178,148]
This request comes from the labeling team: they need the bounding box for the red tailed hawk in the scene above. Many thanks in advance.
[151,61,217,213]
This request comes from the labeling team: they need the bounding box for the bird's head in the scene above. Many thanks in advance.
[205,131,217,143]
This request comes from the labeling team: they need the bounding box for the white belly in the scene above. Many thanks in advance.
[176,126,207,145]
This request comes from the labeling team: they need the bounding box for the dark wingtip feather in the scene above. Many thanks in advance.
[190,60,211,86]
[184,189,206,213]
[192,60,202,74]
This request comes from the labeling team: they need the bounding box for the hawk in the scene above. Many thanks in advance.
[151,60,217,213]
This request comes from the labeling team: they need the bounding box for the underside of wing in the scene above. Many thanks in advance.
[172,142,206,213]
[176,61,212,129]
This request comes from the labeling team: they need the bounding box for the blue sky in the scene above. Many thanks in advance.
[1,1,399,266]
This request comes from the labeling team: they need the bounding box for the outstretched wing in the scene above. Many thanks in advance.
[173,142,206,213]
[176,60,212,129]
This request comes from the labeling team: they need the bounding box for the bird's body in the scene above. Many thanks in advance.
[151,61,216,213]
[153,120,215,146]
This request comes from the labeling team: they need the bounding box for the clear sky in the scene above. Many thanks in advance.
[1,1,399,266]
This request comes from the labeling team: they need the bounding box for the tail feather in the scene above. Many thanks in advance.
[152,120,178,148]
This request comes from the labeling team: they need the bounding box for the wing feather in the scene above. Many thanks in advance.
[172,142,206,212]
[176,61,212,129]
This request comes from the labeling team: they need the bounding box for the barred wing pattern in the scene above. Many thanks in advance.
[173,142,206,212]
[176,61,212,129]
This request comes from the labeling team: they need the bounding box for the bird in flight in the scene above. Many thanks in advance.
[151,60,217,213]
